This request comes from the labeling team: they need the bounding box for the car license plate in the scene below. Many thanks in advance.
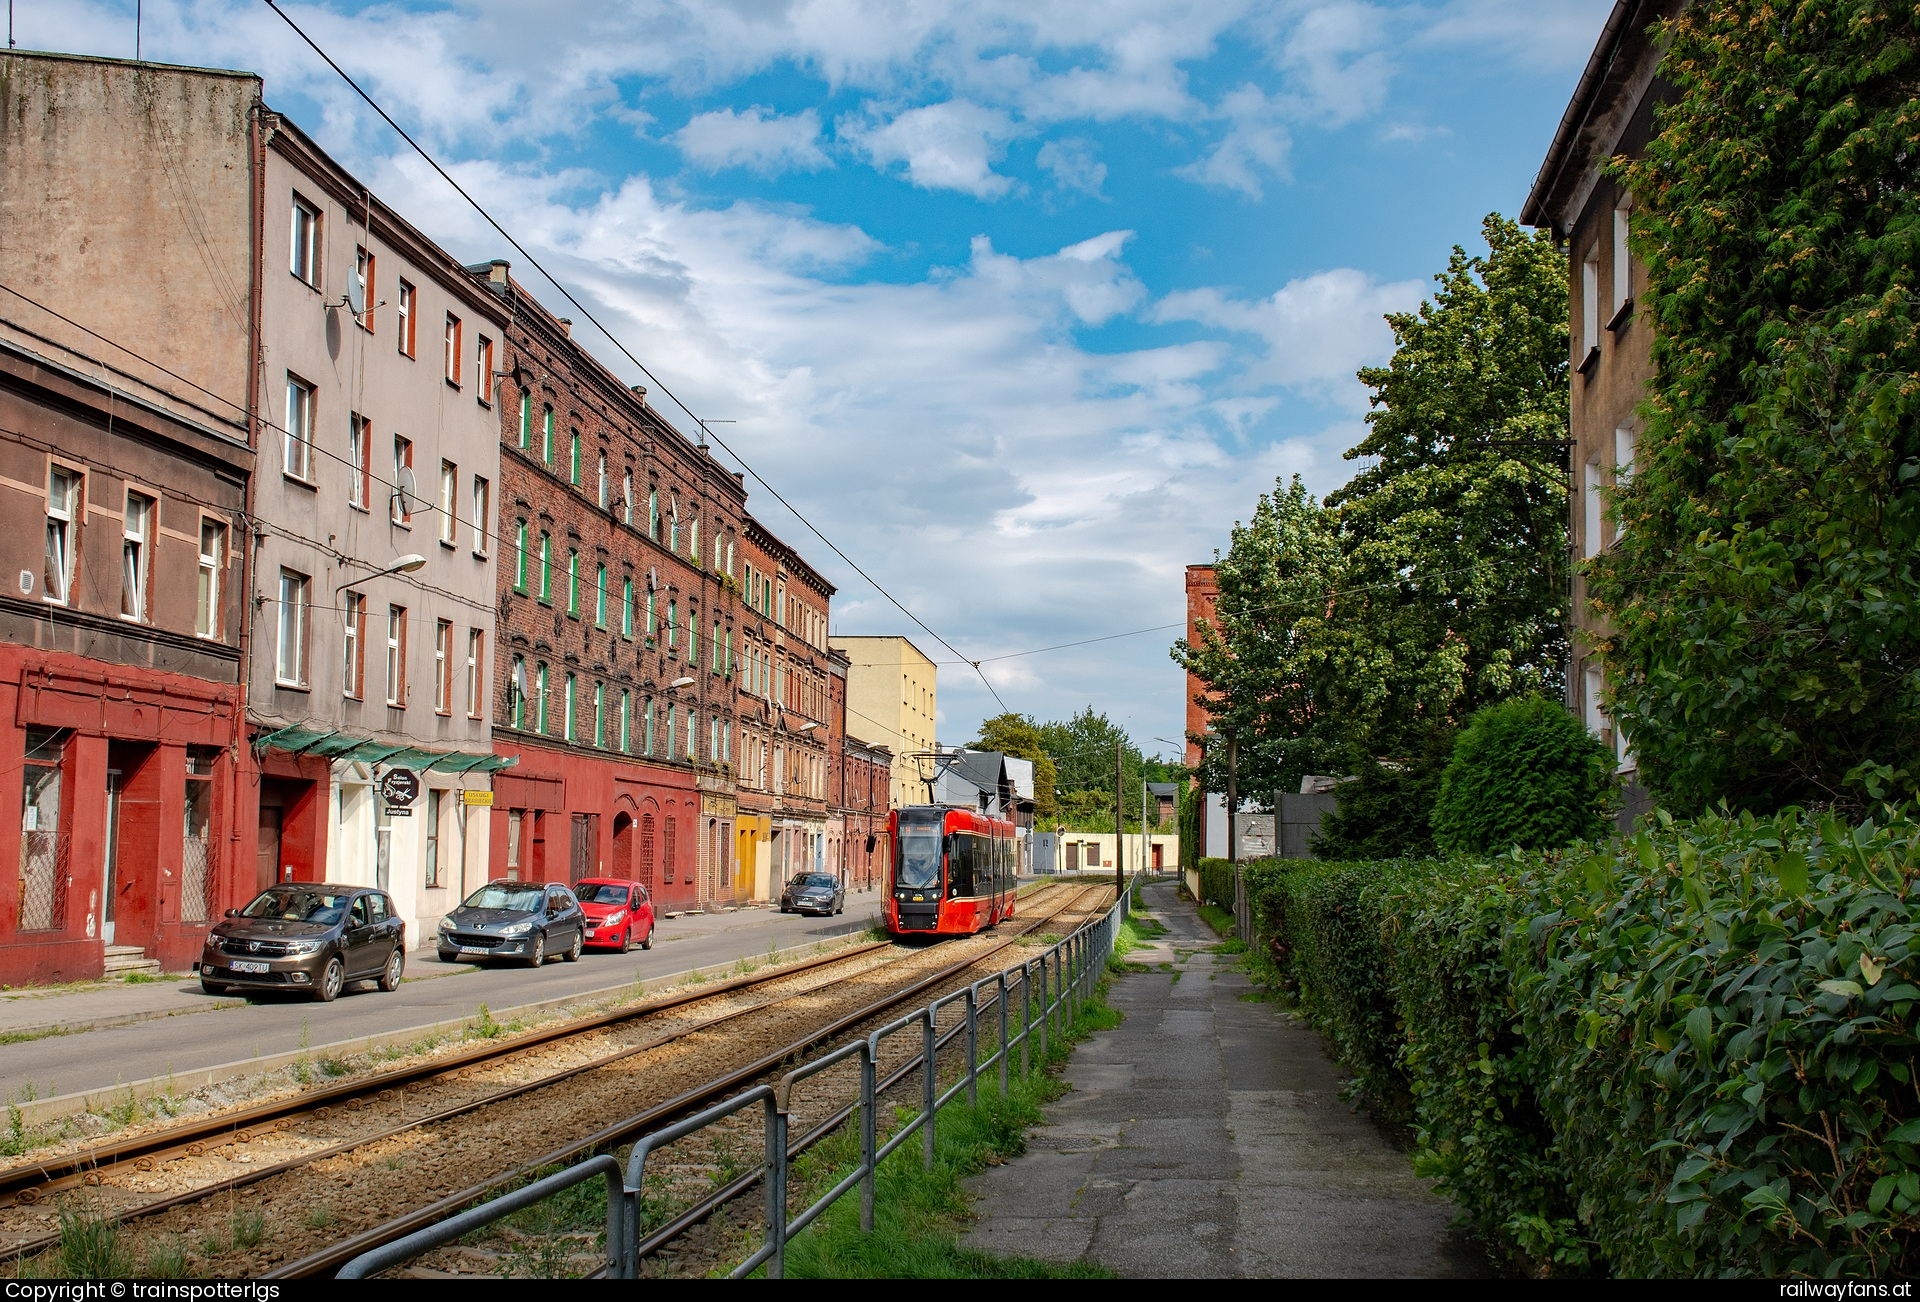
[458,946,489,957]
[230,960,269,974]
[583,929,596,940]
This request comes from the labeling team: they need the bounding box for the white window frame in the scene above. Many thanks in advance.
[386,604,407,707]
[466,628,484,719]
[276,569,309,687]
[392,435,413,525]
[120,489,154,622]
[1612,198,1632,316]
[471,476,490,556]
[1581,245,1601,362]
[439,460,458,545]
[43,464,80,606]
[290,194,320,287]
[342,590,365,699]
[434,618,453,714]
[195,516,225,639]
[1583,456,1604,560]
[285,374,315,481]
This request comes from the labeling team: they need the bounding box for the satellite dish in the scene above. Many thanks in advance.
[396,464,419,512]
[346,268,365,317]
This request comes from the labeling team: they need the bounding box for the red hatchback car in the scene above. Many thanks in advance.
[572,878,655,952]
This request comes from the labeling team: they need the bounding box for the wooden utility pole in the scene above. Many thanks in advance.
[1114,737,1125,900]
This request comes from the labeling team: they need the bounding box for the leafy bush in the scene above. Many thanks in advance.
[1314,723,1456,860]
[1429,697,1616,855]
[1195,858,1235,910]
[1245,809,1920,1277]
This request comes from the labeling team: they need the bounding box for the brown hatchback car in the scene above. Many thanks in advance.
[197,884,405,1002]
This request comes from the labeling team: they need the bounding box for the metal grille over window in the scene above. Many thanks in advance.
[18,729,68,932]
[181,746,218,922]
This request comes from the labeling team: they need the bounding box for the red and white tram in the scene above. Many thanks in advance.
[883,805,1018,937]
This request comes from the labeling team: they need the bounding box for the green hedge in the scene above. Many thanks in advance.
[1244,809,1920,1277]
[1195,858,1235,909]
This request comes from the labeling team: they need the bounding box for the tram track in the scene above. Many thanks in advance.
[0,880,1111,1278]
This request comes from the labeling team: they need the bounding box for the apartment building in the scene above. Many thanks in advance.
[830,635,937,809]
[474,262,746,914]
[827,649,892,891]
[1521,0,1682,828]
[0,50,506,964]
[737,517,836,898]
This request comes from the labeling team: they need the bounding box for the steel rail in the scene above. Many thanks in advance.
[264,884,1109,1279]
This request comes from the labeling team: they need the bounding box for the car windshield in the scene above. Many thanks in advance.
[798,875,837,889]
[241,889,350,924]
[897,831,941,890]
[575,884,633,905]
[461,883,545,912]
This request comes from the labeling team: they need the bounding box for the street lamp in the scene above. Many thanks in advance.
[334,553,426,593]
[667,676,696,689]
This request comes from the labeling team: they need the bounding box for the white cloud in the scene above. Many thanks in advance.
[674,107,830,175]
[1176,86,1291,199]
[1154,267,1423,397]
[844,100,1021,198]
[1037,137,1108,199]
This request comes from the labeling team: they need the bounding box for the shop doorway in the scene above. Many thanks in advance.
[102,769,123,944]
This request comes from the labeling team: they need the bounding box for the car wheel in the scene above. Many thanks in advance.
[314,956,344,1003]
[640,924,653,951]
[563,930,582,962]
[378,947,404,992]
[619,928,633,954]
[201,978,227,996]
[526,932,546,968]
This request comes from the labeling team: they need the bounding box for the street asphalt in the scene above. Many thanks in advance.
[961,878,1490,1278]
[1,888,884,1106]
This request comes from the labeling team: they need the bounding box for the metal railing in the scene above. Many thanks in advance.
[339,873,1142,1280]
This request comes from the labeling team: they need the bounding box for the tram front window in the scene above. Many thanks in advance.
[896,831,941,890]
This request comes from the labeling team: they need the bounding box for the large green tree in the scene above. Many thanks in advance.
[1588,1,1920,815]
[1175,215,1570,846]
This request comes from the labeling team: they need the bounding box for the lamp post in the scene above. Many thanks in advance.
[333,552,426,594]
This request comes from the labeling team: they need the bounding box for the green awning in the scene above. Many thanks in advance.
[252,725,517,775]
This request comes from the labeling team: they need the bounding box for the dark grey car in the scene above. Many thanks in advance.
[198,885,405,1003]
[437,881,586,966]
[779,872,846,917]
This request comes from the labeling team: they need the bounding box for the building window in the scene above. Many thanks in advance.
[510,654,526,727]
[476,335,494,405]
[619,690,631,753]
[195,518,226,639]
[649,489,660,540]
[536,662,549,733]
[290,194,321,286]
[640,812,655,884]
[723,719,731,762]
[593,682,605,748]
[539,532,552,601]
[424,788,443,888]
[595,565,608,627]
[354,246,376,331]
[1612,198,1632,317]
[518,390,531,449]
[444,313,463,386]
[725,539,734,577]
[666,600,677,651]
[666,704,676,759]
[724,627,733,676]
[597,454,608,510]
[711,620,721,673]
[669,500,679,552]
[1614,427,1637,542]
[397,279,416,356]
[621,578,634,638]
[542,405,554,465]
[386,605,408,706]
[645,699,656,755]
[710,715,719,763]
[1584,456,1604,560]
[392,435,413,525]
[646,590,655,640]
[567,549,580,616]
[285,374,315,481]
[439,461,458,545]
[349,413,372,509]
[690,516,699,565]
[276,569,309,686]
[623,472,633,526]
[569,432,581,487]
[514,519,529,591]
[466,628,484,718]
[563,673,577,743]
[471,476,490,555]
[435,618,453,714]
[687,620,697,666]
[1581,244,1600,364]
[342,590,366,699]
[506,809,522,870]
[120,490,154,621]
[664,814,677,883]
[686,709,697,760]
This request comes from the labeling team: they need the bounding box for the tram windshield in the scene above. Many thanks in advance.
[896,830,942,890]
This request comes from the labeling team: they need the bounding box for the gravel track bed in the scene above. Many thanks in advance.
[2,883,1099,1278]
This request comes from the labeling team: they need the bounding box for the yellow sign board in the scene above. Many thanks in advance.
[462,790,495,807]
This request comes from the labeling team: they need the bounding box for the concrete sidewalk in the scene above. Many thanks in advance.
[0,884,884,1040]
[961,878,1488,1278]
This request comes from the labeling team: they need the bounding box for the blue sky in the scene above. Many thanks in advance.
[24,0,1611,759]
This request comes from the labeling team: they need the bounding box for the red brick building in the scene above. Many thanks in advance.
[829,649,892,890]
[734,515,835,894]
[474,262,749,914]
[1184,563,1221,859]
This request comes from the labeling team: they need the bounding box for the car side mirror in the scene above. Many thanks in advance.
[224,908,238,918]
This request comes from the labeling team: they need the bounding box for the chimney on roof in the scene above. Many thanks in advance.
[487,259,509,285]
[557,318,572,336]
[629,384,647,400]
